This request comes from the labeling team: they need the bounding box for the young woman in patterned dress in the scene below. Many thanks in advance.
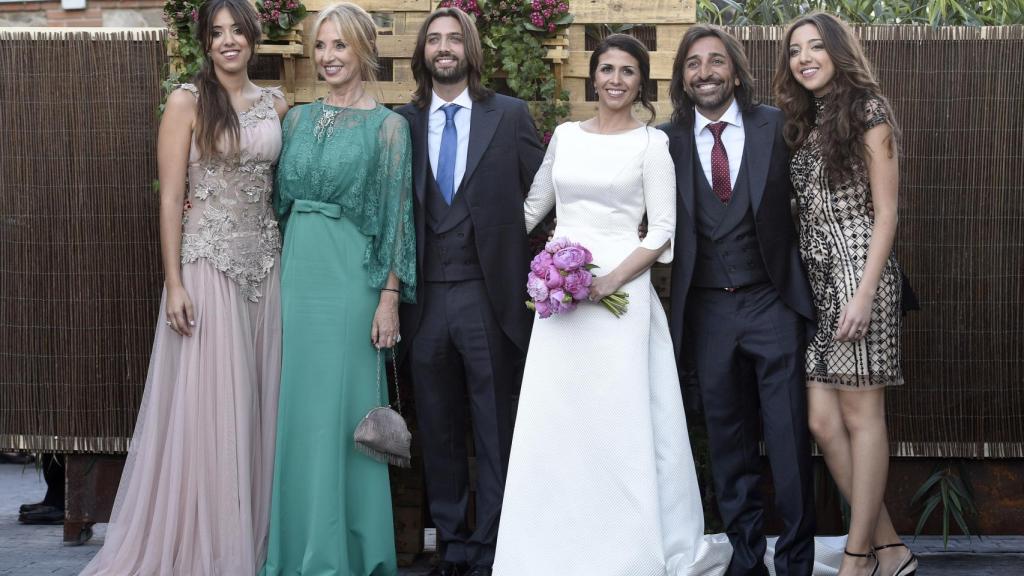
[773,12,916,576]
[81,0,288,573]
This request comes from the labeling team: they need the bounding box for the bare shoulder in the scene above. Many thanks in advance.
[164,87,198,119]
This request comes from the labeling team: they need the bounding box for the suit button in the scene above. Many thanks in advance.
[443,261,451,266]
[439,234,446,240]
[463,260,471,265]
[715,239,724,244]
[729,266,736,272]
[457,233,465,239]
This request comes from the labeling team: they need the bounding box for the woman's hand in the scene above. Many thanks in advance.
[371,291,401,349]
[835,291,873,342]
[588,273,622,303]
[165,283,195,337]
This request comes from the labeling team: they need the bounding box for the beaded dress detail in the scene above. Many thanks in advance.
[790,96,904,389]
[180,83,283,302]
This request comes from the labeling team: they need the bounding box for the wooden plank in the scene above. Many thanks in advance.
[657,23,689,52]
[567,23,586,51]
[565,50,675,79]
[570,0,695,24]
[304,0,429,11]
[257,43,304,55]
[377,34,418,57]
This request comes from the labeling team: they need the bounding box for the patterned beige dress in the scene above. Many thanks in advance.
[791,96,904,389]
[81,85,284,575]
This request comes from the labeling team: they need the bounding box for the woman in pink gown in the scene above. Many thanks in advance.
[81,0,288,573]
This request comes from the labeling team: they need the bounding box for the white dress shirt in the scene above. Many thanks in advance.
[693,98,744,189]
[428,88,473,196]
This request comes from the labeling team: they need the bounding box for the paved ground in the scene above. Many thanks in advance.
[1,462,1021,575]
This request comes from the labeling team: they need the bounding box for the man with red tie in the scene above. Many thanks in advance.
[660,25,817,576]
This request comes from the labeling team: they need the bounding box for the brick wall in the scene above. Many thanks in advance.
[0,0,165,28]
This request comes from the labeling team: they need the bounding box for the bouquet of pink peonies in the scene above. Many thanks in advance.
[525,237,629,318]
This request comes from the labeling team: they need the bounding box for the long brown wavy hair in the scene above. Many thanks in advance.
[772,12,899,184]
[410,7,493,108]
[193,0,261,160]
[668,24,758,127]
[590,34,657,124]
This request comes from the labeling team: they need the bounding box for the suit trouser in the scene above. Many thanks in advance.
[409,280,522,567]
[687,283,815,576]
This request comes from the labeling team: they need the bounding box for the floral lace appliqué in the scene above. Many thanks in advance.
[180,87,283,302]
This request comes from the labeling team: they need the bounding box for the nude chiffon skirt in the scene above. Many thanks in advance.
[81,258,281,575]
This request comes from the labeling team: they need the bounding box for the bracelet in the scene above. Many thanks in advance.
[381,288,400,294]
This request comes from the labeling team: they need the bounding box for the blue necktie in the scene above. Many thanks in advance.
[437,104,460,205]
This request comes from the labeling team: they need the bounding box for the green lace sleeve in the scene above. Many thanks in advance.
[273,106,304,233]
[364,111,416,303]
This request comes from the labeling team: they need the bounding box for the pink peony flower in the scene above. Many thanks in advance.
[534,298,553,318]
[563,269,592,301]
[530,250,553,276]
[548,290,574,314]
[526,273,549,302]
[545,237,571,254]
[544,265,564,289]
[553,246,588,270]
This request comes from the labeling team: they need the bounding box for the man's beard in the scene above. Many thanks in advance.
[428,55,469,85]
[686,80,734,112]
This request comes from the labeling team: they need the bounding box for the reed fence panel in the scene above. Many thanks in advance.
[0,29,166,452]
[1,22,1022,458]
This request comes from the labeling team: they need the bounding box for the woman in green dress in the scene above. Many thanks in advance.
[261,3,415,575]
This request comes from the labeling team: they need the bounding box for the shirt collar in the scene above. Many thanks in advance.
[694,98,743,135]
[430,88,474,115]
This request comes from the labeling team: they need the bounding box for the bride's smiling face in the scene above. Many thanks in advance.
[593,48,642,113]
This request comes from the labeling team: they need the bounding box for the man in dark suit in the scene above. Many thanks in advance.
[659,25,817,576]
[396,8,544,576]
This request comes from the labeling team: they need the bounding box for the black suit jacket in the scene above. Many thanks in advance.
[659,104,815,358]
[397,93,545,353]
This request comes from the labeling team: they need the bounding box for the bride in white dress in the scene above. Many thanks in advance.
[493,34,732,576]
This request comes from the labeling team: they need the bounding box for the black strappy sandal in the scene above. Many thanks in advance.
[844,549,880,576]
[874,542,918,576]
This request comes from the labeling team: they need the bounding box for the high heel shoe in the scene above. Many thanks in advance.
[874,542,918,576]
[844,549,879,576]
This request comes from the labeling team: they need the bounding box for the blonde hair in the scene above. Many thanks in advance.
[313,2,379,83]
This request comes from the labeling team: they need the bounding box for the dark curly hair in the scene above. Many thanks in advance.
[771,12,900,184]
[668,24,758,127]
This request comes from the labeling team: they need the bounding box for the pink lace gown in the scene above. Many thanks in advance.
[81,85,283,575]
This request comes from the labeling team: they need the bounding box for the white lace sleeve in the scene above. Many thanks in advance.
[523,125,560,233]
[639,128,677,263]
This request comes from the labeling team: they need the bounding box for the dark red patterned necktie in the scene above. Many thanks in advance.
[708,121,732,204]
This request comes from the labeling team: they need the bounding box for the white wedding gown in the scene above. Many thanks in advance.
[493,122,732,575]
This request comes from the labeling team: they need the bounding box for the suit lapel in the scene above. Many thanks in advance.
[743,107,772,215]
[673,129,696,228]
[412,106,430,207]
[463,97,502,189]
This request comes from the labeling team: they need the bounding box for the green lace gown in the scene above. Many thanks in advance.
[261,101,415,576]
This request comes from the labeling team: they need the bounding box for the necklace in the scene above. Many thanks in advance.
[313,88,369,143]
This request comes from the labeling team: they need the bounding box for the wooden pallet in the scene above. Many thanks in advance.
[250,0,695,120]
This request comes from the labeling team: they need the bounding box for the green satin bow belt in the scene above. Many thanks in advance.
[292,199,341,219]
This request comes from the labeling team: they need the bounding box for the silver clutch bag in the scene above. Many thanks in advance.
[354,348,411,468]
